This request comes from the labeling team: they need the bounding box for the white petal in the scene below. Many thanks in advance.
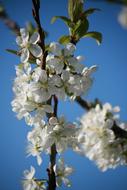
[50,42,61,55]
[61,70,70,81]
[77,55,85,62]
[24,166,35,180]
[64,167,74,176]
[37,155,42,165]
[43,105,53,113]
[62,177,71,187]
[113,106,120,112]
[16,36,23,46]
[64,43,76,55]
[29,44,42,57]
[20,48,29,63]
[30,32,40,44]
[20,28,29,44]
[36,59,41,65]
[58,158,64,170]
[24,62,32,74]
[56,177,62,187]
[55,62,64,74]
[51,75,62,86]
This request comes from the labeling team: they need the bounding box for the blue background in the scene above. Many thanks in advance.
[0,0,127,190]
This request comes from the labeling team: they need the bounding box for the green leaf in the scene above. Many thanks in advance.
[51,16,73,27]
[83,31,102,45]
[73,0,84,22]
[6,49,18,55]
[59,35,71,45]
[84,8,100,17]
[68,0,84,22]
[74,19,89,39]
[68,0,74,21]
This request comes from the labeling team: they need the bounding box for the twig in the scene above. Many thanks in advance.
[112,122,127,139]
[47,96,58,190]
[0,4,20,35]
[32,1,57,189]
[75,96,92,110]
[32,0,47,70]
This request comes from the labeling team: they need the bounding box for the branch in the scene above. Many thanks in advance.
[32,1,57,189]
[76,96,127,139]
[0,4,20,35]
[47,143,57,190]
[47,96,58,190]
[32,0,47,70]
[75,96,92,110]
[75,96,102,111]
[112,122,127,139]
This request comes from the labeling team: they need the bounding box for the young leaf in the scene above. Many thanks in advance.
[84,8,100,17]
[68,0,84,22]
[51,16,73,27]
[83,31,102,45]
[74,19,89,39]
[68,0,74,21]
[6,49,18,55]
[59,35,71,45]
[73,0,84,22]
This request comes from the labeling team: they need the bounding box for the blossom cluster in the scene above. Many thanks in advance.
[23,166,46,190]
[12,28,96,188]
[11,28,127,190]
[12,28,97,125]
[78,103,127,171]
[23,159,74,190]
[27,116,78,165]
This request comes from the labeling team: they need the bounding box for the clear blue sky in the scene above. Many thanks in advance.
[0,0,127,190]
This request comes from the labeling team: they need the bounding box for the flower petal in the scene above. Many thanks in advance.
[30,32,40,44]
[29,44,42,58]
[37,155,42,165]
[50,42,61,56]
[64,43,76,56]
[20,48,29,63]
[20,28,29,45]
[16,36,23,46]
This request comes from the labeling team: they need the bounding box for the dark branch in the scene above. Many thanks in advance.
[0,4,20,35]
[47,143,57,190]
[112,122,127,139]
[32,1,57,189]
[32,0,47,70]
[75,96,92,110]
[47,96,58,190]
[53,96,58,117]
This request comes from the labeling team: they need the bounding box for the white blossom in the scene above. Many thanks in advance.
[78,103,127,171]
[23,166,37,190]
[46,42,97,99]
[54,158,74,187]
[23,166,46,190]
[27,116,78,164]
[16,28,42,63]
[11,63,53,124]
